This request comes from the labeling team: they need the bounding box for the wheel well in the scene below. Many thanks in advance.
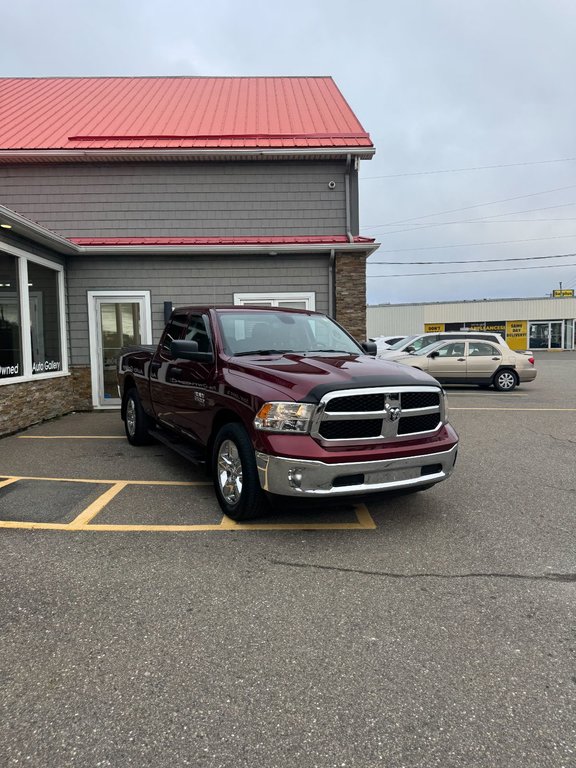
[207,409,244,469]
[493,366,518,383]
[120,375,136,419]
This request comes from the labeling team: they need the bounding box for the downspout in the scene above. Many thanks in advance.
[328,248,335,317]
[344,153,354,243]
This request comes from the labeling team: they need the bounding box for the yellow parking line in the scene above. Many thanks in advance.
[218,503,375,531]
[0,478,19,489]
[0,521,77,530]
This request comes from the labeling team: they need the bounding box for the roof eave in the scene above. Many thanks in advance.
[74,241,381,257]
[0,204,79,254]
[0,146,375,163]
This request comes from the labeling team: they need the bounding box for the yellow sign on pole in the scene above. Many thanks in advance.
[552,289,574,297]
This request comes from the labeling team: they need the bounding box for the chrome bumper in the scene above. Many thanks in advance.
[256,444,458,497]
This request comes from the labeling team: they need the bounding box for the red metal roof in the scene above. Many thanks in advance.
[0,77,372,151]
[70,235,375,247]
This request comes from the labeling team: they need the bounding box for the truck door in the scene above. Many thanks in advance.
[168,313,217,443]
[149,311,189,425]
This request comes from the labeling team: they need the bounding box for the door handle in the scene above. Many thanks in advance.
[492,357,501,360]
[457,358,465,361]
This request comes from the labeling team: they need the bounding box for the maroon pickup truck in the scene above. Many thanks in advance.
[117,306,458,520]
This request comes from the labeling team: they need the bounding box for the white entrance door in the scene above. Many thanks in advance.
[88,291,152,407]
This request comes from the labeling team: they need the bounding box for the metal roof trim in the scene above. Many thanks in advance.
[0,147,375,163]
[0,205,79,254]
[72,241,380,257]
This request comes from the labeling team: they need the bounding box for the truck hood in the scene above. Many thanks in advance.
[226,353,440,403]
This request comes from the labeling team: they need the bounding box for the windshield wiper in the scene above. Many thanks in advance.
[234,349,295,356]
[312,349,355,354]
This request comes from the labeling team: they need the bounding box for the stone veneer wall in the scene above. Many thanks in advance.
[0,366,93,437]
[335,252,367,341]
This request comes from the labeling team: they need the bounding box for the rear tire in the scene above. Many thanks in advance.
[124,388,154,445]
[493,369,518,392]
[212,423,270,521]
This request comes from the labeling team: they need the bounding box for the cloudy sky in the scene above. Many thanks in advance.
[3,0,576,305]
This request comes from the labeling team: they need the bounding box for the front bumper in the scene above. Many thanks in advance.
[256,443,458,497]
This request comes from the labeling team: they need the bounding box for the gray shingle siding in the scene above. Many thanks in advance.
[0,161,348,238]
[67,252,329,365]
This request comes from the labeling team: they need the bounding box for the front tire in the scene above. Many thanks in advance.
[212,423,269,520]
[493,369,518,392]
[124,388,154,445]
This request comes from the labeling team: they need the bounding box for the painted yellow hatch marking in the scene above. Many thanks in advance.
[0,476,376,532]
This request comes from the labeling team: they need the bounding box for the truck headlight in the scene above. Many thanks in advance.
[254,402,316,433]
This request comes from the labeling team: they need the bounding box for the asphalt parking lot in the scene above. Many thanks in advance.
[1,351,575,768]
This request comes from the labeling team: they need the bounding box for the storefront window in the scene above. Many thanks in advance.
[27,260,63,375]
[0,249,66,384]
[0,252,22,379]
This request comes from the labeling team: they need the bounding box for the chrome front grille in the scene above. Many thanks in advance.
[310,386,444,444]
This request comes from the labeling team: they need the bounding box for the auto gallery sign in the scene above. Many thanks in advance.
[32,360,62,374]
[0,359,62,378]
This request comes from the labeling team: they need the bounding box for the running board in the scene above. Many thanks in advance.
[148,427,206,466]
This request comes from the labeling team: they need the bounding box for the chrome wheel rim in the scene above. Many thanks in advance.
[498,372,515,390]
[126,398,137,436]
[217,439,243,506]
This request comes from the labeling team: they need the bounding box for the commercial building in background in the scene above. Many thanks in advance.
[367,295,576,351]
[0,76,378,435]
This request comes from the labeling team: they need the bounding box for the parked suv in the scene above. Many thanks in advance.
[378,331,509,359]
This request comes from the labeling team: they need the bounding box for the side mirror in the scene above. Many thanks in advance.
[171,339,214,363]
[361,341,378,356]
[429,350,440,359]
[405,345,415,354]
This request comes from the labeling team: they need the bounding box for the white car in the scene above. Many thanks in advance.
[369,335,407,354]
[377,330,509,359]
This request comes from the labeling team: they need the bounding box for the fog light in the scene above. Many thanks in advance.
[287,468,303,489]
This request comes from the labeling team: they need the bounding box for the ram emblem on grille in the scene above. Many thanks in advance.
[385,403,402,421]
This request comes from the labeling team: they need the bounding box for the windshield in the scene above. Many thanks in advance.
[388,335,418,351]
[216,310,363,356]
[413,341,445,356]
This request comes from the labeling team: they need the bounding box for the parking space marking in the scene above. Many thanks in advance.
[0,478,20,489]
[0,476,376,532]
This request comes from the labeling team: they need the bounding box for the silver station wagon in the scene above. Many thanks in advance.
[388,339,537,391]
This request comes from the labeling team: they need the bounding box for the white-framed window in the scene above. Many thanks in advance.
[0,244,68,385]
[234,291,315,310]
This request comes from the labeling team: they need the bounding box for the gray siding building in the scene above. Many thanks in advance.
[0,76,378,434]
